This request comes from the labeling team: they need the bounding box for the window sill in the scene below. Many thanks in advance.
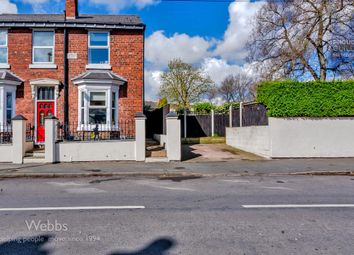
[29,64,57,69]
[0,64,10,69]
[86,64,112,70]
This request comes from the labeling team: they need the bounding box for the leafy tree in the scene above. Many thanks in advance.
[247,0,354,80]
[160,59,213,109]
[157,97,168,109]
[193,102,215,114]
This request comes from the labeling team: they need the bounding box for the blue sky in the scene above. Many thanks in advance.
[1,0,264,100]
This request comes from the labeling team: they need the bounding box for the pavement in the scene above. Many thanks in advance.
[0,144,354,179]
[1,175,354,254]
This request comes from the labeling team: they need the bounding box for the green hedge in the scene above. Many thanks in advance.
[257,80,354,117]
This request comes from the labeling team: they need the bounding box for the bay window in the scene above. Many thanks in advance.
[0,30,8,65]
[32,31,54,64]
[0,86,16,126]
[78,87,119,130]
[6,92,13,124]
[88,32,110,65]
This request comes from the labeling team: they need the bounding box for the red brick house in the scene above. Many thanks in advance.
[0,0,145,144]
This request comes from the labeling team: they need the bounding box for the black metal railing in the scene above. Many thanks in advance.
[26,124,35,142]
[0,124,13,144]
[57,120,135,142]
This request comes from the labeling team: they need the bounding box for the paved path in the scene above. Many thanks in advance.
[0,176,354,254]
[1,157,354,178]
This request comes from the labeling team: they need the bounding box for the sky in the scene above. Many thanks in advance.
[0,0,265,101]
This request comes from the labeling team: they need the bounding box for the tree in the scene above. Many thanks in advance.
[159,59,213,109]
[247,0,354,81]
[218,73,255,103]
[157,97,168,109]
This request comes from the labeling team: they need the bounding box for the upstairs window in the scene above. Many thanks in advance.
[33,31,54,64]
[88,32,109,65]
[0,30,8,64]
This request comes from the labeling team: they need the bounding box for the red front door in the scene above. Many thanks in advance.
[37,101,55,143]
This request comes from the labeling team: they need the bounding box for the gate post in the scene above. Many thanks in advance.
[183,109,187,139]
[135,112,146,162]
[45,116,57,163]
[240,102,244,127]
[211,109,215,136]
[167,112,181,161]
[12,115,27,164]
[229,105,233,128]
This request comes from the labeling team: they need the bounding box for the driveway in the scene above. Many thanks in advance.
[182,143,264,162]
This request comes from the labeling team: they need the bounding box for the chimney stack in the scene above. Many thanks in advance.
[66,0,78,19]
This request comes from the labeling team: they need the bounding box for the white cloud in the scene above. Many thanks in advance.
[88,0,159,12]
[201,58,244,85]
[0,0,17,13]
[214,0,265,62]
[145,30,213,69]
[145,70,163,101]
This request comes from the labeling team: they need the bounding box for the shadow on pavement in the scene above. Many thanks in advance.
[108,238,175,255]
[181,145,202,161]
[0,234,53,255]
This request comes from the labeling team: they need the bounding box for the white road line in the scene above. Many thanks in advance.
[0,206,145,212]
[152,185,196,192]
[223,180,250,183]
[242,204,354,209]
[261,186,294,191]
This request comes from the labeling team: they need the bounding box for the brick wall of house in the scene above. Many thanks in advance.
[8,28,144,126]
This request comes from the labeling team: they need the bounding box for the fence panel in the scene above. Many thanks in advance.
[232,108,240,127]
[179,114,212,138]
[214,114,229,136]
[242,103,269,126]
[0,124,12,144]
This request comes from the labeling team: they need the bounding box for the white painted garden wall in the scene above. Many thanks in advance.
[56,140,136,162]
[226,126,271,157]
[153,134,167,147]
[0,145,12,162]
[227,117,354,158]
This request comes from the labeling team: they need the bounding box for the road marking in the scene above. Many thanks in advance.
[242,204,354,209]
[223,180,250,183]
[136,180,196,192]
[0,206,145,212]
[47,182,88,187]
[151,185,196,191]
[261,186,294,191]
[65,188,107,194]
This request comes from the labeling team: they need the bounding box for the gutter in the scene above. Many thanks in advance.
[0,22,145,30]
[63,22,69,132]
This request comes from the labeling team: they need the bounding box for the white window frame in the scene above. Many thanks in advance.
[78,85,119,131]
[0,86,16,127]
[88,31,110,65]
[88,90,107,125]
[0,30,8,65]
[0,29,10,69]
[32,30,55,64]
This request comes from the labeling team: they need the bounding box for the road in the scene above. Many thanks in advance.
[0,175,354,254]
